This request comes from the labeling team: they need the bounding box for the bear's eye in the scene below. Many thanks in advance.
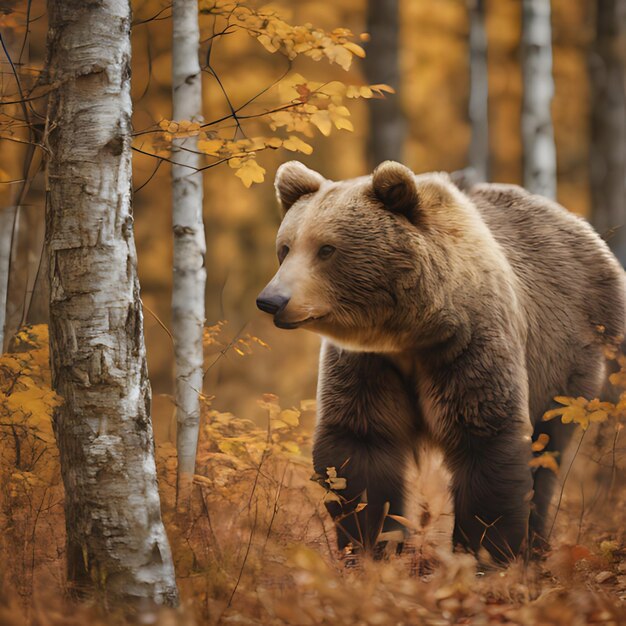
[318,245,336,260]
[277,245,289,264]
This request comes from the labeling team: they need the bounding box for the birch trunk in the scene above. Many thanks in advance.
[590,0,626,265]
[45,0,179,606]
[468,0,489,182]
[363,0,405,166]
[521,0,557,199]
[171,0,206,507]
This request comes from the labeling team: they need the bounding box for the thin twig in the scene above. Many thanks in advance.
[143,302,174,344]
[548,428,587,539]
[203,322,247,378]
[226,497,258,609]
[261,461,289,556]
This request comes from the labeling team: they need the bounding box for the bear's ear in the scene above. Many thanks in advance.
[372,161,419,221]
[275,161,325,215]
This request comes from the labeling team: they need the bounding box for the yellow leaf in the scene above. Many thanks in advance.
[587,399,614,411]
[529,452,559,474]
[234,159,266,187]
[198,138,223,155]
[543,408,563,422]
[218,438,250,458]
[279,408,300,427]
[333,117,353,132]
[588,410,608,423]
[532,433,550,452]
[265,137,283,148]
[327,476,347,490]
[343,41,365,58]
[370,84,396,96]
[325,44,352,70]
[346,85,373,99]
[311,110,332,136]
[387,514,418,530]
[282,136,313,154]
[257,33,279,53]
[320,82,347,98]
[278,72,308,102]
[609,371,626,388]
[561,405,588,426]
[300,399,316,412]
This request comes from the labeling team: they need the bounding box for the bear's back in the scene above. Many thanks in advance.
[466,183,626,415]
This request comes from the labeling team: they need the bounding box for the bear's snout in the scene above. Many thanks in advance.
[256,291,290,316]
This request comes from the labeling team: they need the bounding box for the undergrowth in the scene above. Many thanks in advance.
[0,325,625,625]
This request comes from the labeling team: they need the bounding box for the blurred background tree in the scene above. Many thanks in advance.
[467,0,489,183]
[363,0,405,165]
[170,0,206,509]
[589,0,626,265]
[521,0,557,199]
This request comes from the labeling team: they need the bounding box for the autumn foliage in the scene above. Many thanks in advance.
[147,1,393,187]
[0,326,625,624]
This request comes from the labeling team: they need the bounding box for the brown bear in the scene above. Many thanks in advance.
[256,160,625,564]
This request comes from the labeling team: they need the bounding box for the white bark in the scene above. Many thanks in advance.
[0,206,16,351]
[171,0,206,507]
[590,0,626,265]
[468,0,489,182]
[521,0,557,199]
[363,0,405,165]
[45,0,178,606]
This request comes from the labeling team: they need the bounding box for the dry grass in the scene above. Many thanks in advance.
[1,327,625,625]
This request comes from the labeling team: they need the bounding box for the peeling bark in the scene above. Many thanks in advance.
[521,0,557,199]
[363,0,405,166]
[171,0,206,508]
[590,0,626,265]
[45,0,179,606]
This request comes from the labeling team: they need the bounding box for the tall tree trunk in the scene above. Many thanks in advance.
[468,0,489,182]
[590,0,626,265]
[45,0,179,606]
[171,0,206,508]
[0,206,16,351]
[363,0,405,166]
[521,0,557,199]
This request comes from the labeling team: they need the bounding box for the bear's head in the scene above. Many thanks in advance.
[256,160,464,352]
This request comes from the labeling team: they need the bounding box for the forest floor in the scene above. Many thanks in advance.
[0,326,625,625]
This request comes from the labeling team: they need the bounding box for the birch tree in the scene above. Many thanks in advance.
[467,0,489,182]
[521,0,557,199]
[363,0,405,165]
[45,0,178,606]
[590,0,626,265]
[171,0,206,508]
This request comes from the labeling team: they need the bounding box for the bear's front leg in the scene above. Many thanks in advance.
[313,343,419,555]
[314,431,410,552]
[448,427,533,565]
[423,331,535,565]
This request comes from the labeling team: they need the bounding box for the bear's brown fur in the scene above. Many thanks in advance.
[257,161,625,564]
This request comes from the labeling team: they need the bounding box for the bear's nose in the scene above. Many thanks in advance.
[256,293,290,315]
